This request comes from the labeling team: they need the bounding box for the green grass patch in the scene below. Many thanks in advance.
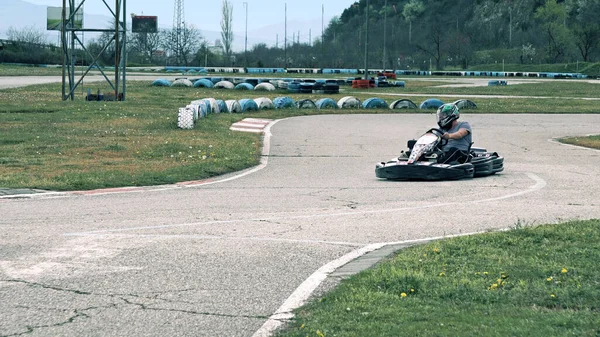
[278,220,600,337]
[558,135,600,150]
[0,64,64,76]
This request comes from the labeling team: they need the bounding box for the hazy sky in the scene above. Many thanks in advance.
[23,0,359,33]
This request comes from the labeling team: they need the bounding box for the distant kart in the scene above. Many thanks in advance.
[375,128,504,181]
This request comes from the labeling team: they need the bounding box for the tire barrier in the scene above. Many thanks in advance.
[172,78,193,87]
[362,97,388,109]
[190,100,211,117]
[299,82,314,93]
[273,96,296,109]
[287,81,301,93]
[338,96,361,109]
[239,98,259,112]
[315,98,339,109]
[245,78,259,86]
[296,99,317,109]
[312,82,340,94]
[225,99,242,113]
[253,97,275,110]
[216,99,227,113]
[352,79,371,89]
[210,77,224,84]
[390,99,417,109]
[488,80,508,86]
[177,95,479,130]
[152,79,172,87]
[452,99,477,109]
[254,82,277,91]
[234,83,254,90]
[419,98,444,110]
[276,80,289,89]
[214,80,235,89]
[202,98,221,114]
[193,79,214,88]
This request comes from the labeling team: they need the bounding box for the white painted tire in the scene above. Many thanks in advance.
[253,97,275,110]
[337,96,361,109]
[254,82,277,91]
[214,81,235,89]
[225,99,242,113]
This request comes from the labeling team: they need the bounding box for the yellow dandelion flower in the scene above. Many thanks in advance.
[410,288,415,292]
[483,272,489,275]
[439,272,446,277]
[561,268,568,274]
[316,330,325,337]
[300,324,305,329]
[433,248,440,253]
[497,279,502,284]
[401,292,407,297]
[546,277,553,282]
[551,294,556,298]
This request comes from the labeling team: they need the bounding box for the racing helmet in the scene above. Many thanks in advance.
[436,103,460,129]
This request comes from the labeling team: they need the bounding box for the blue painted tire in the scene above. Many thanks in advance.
[362,98,388,109]
[419,98,444,110]
[216,100,227,113]
[152,79,172,87]
[315,98,338,109]
[273,96,296,109]
[239,98,259,112]
[235,83,255,90]
[193,79,214,88]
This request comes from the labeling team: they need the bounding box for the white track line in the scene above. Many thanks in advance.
[65,171,546,236]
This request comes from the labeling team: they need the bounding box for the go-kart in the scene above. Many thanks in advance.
[375,128,504,181]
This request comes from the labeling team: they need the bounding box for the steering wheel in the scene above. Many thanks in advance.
[427,128,448,148]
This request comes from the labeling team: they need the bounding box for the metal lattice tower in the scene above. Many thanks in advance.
[173,0,185,64]
[61,0,127,101]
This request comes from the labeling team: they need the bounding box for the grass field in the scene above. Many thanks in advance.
[276,220,600,337]
[1,77,599,191]
[559,135,600,150]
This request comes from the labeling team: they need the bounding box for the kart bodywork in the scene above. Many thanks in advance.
[375,128,504,181]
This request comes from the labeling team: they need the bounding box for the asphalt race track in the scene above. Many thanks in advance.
[2,99,600,335]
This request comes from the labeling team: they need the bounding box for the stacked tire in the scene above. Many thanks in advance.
[313,82,340,94]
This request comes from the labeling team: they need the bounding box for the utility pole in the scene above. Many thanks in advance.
[364,0,369,80]
[243,2,248,67]
[383,0,387,70]
[284,3,287,68]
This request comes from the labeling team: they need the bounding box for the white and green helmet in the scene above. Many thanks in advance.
[436,103,460,129]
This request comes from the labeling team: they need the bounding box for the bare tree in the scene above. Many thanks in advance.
[221,0,234,65]
[7,25,47,46]
[131,31,162,64]
[164,24,202,66]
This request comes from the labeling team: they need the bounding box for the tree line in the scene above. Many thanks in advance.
[1,0,599,71]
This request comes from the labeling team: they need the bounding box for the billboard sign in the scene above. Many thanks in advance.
[132,16,158,33]
[47,6,84,31]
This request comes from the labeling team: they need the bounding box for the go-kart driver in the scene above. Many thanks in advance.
[436,103,472,164]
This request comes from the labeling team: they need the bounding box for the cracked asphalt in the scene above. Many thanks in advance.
[2,77,600,336]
